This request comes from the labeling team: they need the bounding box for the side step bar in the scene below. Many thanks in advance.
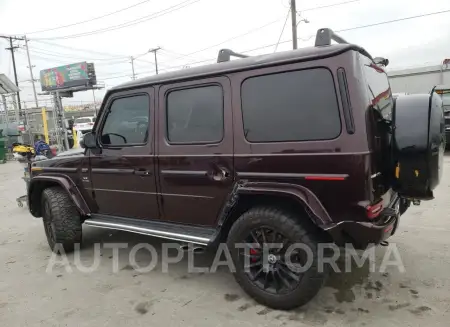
[84,215,216,246]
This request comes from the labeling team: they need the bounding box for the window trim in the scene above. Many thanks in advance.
[98,93,150,148]
[240,66,342,144]
[337,68,355,134]
[164,83,225,145]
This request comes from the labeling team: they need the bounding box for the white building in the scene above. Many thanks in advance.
[388,59,450,94]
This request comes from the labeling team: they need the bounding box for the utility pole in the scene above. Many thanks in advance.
[24,36,39,109]
[92,89,98,115]
[2,36,23,112]
[54,92,69,150]
[130,56,136,80]
[149,47,161,75]
[290,0,298,50]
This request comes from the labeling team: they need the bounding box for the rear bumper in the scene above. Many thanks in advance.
[325,196,401,249]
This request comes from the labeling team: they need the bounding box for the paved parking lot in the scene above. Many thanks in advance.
[0,158,449,327]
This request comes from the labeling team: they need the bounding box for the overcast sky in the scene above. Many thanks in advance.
[1,0,450,108]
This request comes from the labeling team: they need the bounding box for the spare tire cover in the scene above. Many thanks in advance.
[393,93,445,200]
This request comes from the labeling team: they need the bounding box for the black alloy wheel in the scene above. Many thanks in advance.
[240,226,305,295]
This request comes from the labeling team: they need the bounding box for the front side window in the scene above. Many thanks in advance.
[241,68,341,142]
[166,85,223,143]
[100,94,149,146]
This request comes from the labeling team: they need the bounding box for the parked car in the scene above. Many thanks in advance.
[27,28,445,310]
[73,116,95,130]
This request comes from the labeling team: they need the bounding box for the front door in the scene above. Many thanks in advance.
[157,76,234,226]
[88,88,159,220]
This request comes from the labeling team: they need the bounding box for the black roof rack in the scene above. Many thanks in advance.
[217,49,249,63]
[315,28,348,47]
[315,27,374,61]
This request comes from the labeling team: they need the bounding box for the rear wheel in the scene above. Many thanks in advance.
[42,187,82,253]
[227,206,328,310]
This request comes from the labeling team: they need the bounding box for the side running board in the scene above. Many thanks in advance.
[84,215,216,246]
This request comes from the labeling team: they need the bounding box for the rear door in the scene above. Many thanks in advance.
[88,88,159,220]
[157,77,234,226]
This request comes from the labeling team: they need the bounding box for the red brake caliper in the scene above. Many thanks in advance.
[250,248,258,262]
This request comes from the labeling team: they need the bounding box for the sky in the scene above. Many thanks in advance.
[1,0,450,108]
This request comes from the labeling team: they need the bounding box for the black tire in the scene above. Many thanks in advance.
[41,186,82,253]
[227,206,328,310]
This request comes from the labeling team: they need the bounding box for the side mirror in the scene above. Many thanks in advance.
[82,132,97,149]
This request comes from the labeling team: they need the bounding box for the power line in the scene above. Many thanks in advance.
[28,48,129,61]
[159,48,206,62]
[334,8,450,33]
[301,0,360,12]
[29,42,155,67]
[183,17,285,57]
[274,8,291,52]
[159,0,361,65]
[33,0,201,41]
[31,40,130,58]
[23,0,152,35]
[25,0,358,66]
[155,8,450,71]
[55,7,450,85]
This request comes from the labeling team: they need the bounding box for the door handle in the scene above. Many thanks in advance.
[209,167,230,182]
[134,169,152,176]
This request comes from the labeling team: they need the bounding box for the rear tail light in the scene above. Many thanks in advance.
[366,201,383,219]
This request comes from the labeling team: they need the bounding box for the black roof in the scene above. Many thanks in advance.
[112,43,368,91]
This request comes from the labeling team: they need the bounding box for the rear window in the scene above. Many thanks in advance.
[241,68,341,142]
[362,56,393,120]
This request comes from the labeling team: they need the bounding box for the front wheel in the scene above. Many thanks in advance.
[42,186,82,253]
[227,207,328,310]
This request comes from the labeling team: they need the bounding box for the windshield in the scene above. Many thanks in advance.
[75,118,92,124]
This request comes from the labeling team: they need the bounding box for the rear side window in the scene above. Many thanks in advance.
[241,68,341,142]
[362,56,393,120]
[166,85,223,143]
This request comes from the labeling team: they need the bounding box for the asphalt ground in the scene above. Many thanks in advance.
[1,159,449,326]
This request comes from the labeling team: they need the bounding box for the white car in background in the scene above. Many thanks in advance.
[73,116,96,130]
[76,127,93,147]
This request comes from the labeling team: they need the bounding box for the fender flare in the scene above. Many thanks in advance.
[215,181,333,238]
[28,175,90,217]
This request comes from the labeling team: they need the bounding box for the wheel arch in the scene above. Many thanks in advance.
[212,182,333,243]
[28,175,90,218]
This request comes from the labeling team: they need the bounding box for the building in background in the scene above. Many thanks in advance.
[388,59,450,94]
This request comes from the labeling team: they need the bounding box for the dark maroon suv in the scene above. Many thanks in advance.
[27,29,445,309]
